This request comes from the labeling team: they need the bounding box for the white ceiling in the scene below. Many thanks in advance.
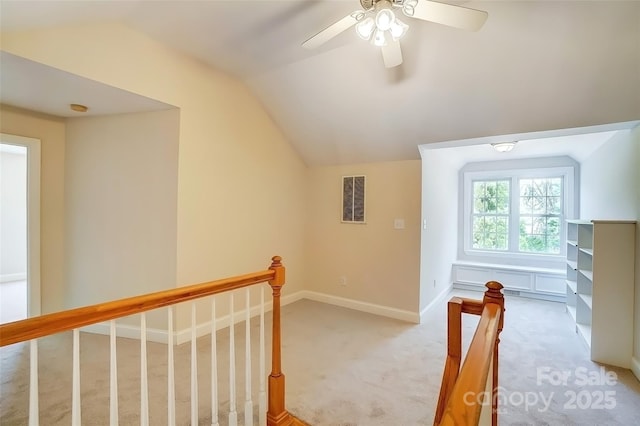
[1,0,639,165]
[0,52,174,117]
[422,130,620,169]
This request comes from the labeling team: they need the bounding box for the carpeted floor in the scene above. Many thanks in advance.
[1,289,639,425]
[0,280,27,324]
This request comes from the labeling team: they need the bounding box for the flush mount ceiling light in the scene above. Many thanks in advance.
[491,142,517,152]
[70,104,88,113]
[302,0,488,68]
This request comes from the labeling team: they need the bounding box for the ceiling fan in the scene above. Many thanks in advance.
[302,0,488,68]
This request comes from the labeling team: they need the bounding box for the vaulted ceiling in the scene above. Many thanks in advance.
[1,1,639,165]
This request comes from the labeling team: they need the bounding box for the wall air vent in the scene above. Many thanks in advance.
[342,175,366,223]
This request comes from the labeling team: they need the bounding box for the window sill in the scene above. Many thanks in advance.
[453,260,564,276]
[463,249,565,267]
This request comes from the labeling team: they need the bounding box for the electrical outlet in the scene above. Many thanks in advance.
[339,276,347,287]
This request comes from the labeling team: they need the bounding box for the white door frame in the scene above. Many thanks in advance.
[1,133,41,317]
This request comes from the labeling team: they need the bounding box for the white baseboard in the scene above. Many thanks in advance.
[81,289,420,344]
[1,273,27,283]
[82,322,169,344]
[632,356,640,382]
[81,290,306,345]
[174,290,305,344]
[301,290,420,323]
[419,283,453,323]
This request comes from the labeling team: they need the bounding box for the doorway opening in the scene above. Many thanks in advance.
[1,134,41,322]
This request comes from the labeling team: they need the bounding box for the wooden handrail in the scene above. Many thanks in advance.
[439,303,501,425]
[0,256,298,425]
[435,282,505,426]
[0,266,274,347]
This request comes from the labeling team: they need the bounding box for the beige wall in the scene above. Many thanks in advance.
[0,105,66,313]
[64,111,179,321]
[1,23,308,330]
[306,160,422,313]
[1,24,423,327]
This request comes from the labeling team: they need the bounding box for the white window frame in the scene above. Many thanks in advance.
[463,166,574,263]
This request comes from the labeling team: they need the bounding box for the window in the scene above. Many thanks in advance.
[472,180,510,250]
[342,175,365,223]
[464,166,574,260]
[518,177,562,253]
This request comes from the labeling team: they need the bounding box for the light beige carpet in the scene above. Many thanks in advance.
[1,290,640,425]
[0,280,27,324]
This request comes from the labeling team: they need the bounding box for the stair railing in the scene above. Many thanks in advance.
[0,256,294,426]
[434,282,505,426]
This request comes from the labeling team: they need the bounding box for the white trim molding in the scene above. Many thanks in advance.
[419,283,453,323]
[302,291,419,323]
[81,289,423,343]
[174,290,305,345]
[82,290,307,344]
[0,273,27,283]
[1,133,41,317]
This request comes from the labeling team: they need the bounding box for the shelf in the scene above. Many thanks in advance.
[576,323,592,347]
[567,305,577,322]
[567,220,592,225]
[579,248,593,256]
[579,269,593,281]
[591,220,637,225]
[565,219,636,368]
[579,294,593,309]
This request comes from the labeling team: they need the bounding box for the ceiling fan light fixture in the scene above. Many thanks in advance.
[390,18,408,40]
[372,28,388,47]
[491,142,517,152]
[375,9,395,31]
[356,17,375,40]
[403,0,418,17]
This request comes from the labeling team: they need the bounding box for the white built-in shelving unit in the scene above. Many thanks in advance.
[565,219,636,368]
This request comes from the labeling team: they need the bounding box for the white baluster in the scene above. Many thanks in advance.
[259,285,266,426]
[109,320,119,425]
[167,306,176,426]
[191,302,199,425]
[244,288,253,426]
[72,329,81,426]
[29,339,39,426]
[211,298,219,426]
[140,314,149,426]
[229,292,238,426]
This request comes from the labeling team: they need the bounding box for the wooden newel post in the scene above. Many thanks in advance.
[483,281,504,426]
[266,256,293,426]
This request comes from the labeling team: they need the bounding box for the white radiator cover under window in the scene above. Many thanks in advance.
[452,262,566,300]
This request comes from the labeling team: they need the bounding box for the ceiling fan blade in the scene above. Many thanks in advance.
[381,39,403,68]
[302,11,364,49]
[406,0,488,32]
